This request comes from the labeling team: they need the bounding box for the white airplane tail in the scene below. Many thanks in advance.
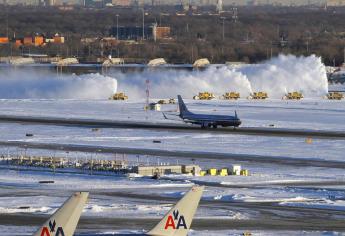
[147,186,204,236]
[33,192,89,236]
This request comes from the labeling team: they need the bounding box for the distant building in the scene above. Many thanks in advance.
[100,37,119,46]
[132,164,201,176]
[0,37,9,44]
[110,25,171,41]
[327,0,345,6]
[23,37,33,46]
[54,0,82,5]
[34,36,45,46]
[112,0,131,6]
[1,34,65,47]
[153,25,171,41]
[53,34,65,44]
[110,26,154,40]
[13,40,21,47]
[84,0,104,7]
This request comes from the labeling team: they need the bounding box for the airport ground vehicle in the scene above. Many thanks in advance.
[248,92,268,99]
[158,98,176,104]
[109,92,128,100]
[327,92,344,100]
[168,98,176,104]
[283,92,304,100]
[193,92,215,100]
[223,92,240,100]
[157,100,167,104]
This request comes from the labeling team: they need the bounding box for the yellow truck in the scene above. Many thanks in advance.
[168,98,176,104]
[283,92,304,100]
[157,98,176,104]
[193,92,215,100]
[248,92,268,100]
[109,92,128,100]
[327,92,344,100]
[222,92,240,100]
[157,99,168,105]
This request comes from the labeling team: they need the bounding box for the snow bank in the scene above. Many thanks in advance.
[0,206,51,214]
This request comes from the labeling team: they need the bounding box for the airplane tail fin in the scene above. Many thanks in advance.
[147,186,204,236]
[177,95,191,117]
[34,192,89,236]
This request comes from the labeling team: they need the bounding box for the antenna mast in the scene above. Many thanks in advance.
[145,79,150,110]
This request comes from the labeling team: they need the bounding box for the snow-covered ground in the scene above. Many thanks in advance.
[0,98,344,234]
[0,167,344,216]
[0,122,344,161]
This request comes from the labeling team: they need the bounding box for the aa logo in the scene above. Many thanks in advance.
[40,220,65,236]
[164,210,187,230]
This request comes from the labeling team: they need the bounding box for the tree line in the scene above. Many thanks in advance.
[1,6,345,65]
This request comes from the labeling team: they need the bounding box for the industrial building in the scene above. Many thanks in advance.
[153,26,171,41]
[0,37,9,44]
[133,164,201,176]
[110,26,153,40]
[110,25,171,41]
[0,34,65,47]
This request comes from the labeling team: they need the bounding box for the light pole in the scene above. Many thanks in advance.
[141,8,145,40]
[220,17,226,41]
[116,14,119,40]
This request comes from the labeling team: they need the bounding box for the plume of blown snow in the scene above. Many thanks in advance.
[239,54,328,98]
[0,70,117,99]
[0,54,328,100]
[113,54,328,99]
[114,66,252,99]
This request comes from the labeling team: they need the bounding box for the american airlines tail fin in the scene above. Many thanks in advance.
[147,186,204,236]
[177,95,191,117]
[34,192,89,236]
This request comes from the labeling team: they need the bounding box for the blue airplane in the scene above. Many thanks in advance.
[173,95,242,128]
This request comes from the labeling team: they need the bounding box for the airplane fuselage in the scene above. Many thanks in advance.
[176,95,242,128]
[181,112,241,128]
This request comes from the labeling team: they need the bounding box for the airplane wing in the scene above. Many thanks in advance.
[147,186,204,236]
[162,112,182,122]
[33,192,89,236]
[162,113,201,125]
